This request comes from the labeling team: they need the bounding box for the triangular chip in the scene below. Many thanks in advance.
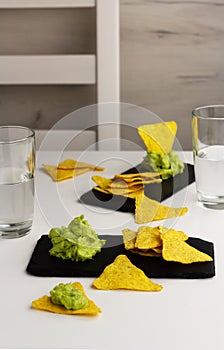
[92,255,163,291]
[122,228,137,250]
[135,191,188,224]
[32,282,101,316]
[161,237,213,264]
[58,159,104,171]
[43,159,104,182]
[138,121,177,154]
[135,226,162,249]
[130,248,161,257]
[159,226,188,241]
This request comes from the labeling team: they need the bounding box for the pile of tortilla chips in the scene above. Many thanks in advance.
[92,255,163,292]
[137,121,177,154]
[43,159,104,182]
[92,173,188,224]
[122,226,213,264]
[32,282,101,316]
[92,172,161,198]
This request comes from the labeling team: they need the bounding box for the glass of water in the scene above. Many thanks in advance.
[192,105,224,209]
[0,126,35,238]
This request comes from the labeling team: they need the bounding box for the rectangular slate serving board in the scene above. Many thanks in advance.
[80,163,195,213]
[26,234,215,279]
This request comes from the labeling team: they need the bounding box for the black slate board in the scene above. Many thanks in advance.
[80,163,195,213]
[26,234,215,279]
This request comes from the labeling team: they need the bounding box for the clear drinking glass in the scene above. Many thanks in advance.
[192,105,224,209]
[0,126,35,238]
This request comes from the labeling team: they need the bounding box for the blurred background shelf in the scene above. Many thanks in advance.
[0,0,95,8]
[0,0,120,150]
[0,55,96,85]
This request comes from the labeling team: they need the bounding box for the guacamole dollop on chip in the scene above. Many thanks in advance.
[138,121,184,179]
[48,215,106,262]
[32,282,101,316]
[50,283,88,310]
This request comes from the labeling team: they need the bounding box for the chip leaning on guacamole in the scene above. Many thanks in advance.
[138,122,185,179]
[48,215,106,262]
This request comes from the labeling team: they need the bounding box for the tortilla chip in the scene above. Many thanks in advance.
[27,151,35,174]
[159,227,188,241]
[92,175,113,189]
[32,282,101,316]
[114,172,161,182]
[58,159,104,171]
[122,228,137,250]
[92,255,163,291]
[130,248,161,257]
[44,159,104,182]
[135,191,188,224]
[161,237,213,264]
[138,121,177,154]
[135,226,162,250]
[153,247,162,254]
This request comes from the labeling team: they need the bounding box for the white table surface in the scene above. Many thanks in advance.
[1,150,224,350]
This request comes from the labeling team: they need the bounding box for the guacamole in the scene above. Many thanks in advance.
[48,215,106,262]
[141,150,184,180]
[50,283,88,310]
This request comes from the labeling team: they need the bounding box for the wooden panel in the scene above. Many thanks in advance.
[0,9,96,55]
[0,55,96,84]
[0,85,97,129]
[0,0,95,8]
[120,0,224,150]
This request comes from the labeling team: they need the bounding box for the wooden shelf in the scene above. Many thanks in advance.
[0,0,95,8]
[0,55,96,84]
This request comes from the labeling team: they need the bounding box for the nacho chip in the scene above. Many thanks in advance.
[138,121,177,154]
[153,247,162,254]
[58,159,104,171]
[135,191,188,224]
[159,227,188,241]
[92,255,162,291]
[130,248,161,257]
[32,282,101,316]
[135,226,162,250]
[27,151,35,175]
[114,172,161,182]
[161,236,213,264]
[122,228,137,250]
[44,159,104,182]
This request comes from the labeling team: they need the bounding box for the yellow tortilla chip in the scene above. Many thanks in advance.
[161,237,213,264]
[135,191,188,224]
[122,228,137,250]
[27,151,35,175]
[32,282,101,316]
[92,175,113,189]
[114,172,161,182]
[58,159,104,171]
[43,159,104,181]
[159,227,188,241]
[92,255,163,291]
[138,121,177,154]
[153,247,162,254]
[135,226,162,250]
[130,248,161,257]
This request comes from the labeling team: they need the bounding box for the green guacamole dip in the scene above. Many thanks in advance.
[141,150,184,180]
[50,283,88,310]
[48,215,106,262]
